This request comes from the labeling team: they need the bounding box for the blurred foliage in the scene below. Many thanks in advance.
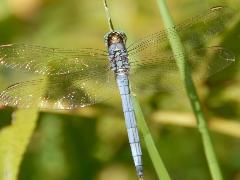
[0,108,39,180]
[0,0,239,180]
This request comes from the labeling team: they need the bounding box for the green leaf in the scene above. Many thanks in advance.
[0,77,47,180]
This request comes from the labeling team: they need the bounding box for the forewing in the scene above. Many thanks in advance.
[127,6,234,56]
[0,44,108,75]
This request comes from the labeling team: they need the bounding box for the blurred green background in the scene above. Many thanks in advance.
[0,0,240,179]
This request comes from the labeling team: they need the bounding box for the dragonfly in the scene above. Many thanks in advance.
[0,6,235,179]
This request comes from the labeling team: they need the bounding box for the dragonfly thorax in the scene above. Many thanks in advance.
[105,31,130,75]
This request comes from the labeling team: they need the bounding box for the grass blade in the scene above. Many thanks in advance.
[155,0,223,179]
[132,95,171,180]
[0,77,47,180]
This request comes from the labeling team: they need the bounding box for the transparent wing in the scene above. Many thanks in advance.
[127,6,234,56]
[0,44,108,75]
[129,46,235,94]
[0,70,117,109]
[0,44,118,109]
[127,6,235,94]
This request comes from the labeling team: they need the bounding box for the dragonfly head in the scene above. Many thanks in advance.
[104,31,127,47]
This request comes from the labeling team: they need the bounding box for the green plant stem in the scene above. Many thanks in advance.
[155,0,223,180]
[132,95,171,180]
[103,0,114,31]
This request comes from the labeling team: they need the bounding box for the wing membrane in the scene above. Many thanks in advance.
[127,6,234,56]
[0,44,108,76]
[0,6,235,108]
[129,46,235,94]
[127,6,235,95]
[0,44,118,109]
[0,70,117,109]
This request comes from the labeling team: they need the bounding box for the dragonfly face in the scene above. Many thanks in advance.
[105,31,130,75]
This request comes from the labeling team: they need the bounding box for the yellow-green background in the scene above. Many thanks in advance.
[0,0,239,179]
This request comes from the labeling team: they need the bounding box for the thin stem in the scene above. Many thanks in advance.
[132,95,172,180]
[155,0,223,179]
[102,0,114,31]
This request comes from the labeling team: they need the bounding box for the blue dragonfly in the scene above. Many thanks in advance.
[0,6,235,179]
